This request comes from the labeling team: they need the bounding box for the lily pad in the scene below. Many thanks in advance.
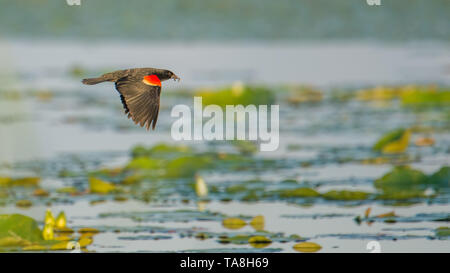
[165,156,213,178]
[196,84,275,108]
[374,166,428,193]
[428,166,449,189]
[125,157,163,170]
[401,89,450,106]
[293,242,322,253]
[248,236,272,248]
[131,143,192,159]
[322,190,370,201]
[0,214,44,247]
[0,177,40,187]
[250,215,265,231]
[89,177,116,194]
[373,129,410,154]
[222,218,247,230]
[280,188,320,198]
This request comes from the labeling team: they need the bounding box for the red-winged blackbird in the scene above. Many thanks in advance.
[82,68,180,130]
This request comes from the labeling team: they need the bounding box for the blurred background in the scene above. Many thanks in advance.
[0,0,449,253]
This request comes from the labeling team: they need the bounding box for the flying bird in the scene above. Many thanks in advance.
[82,67,180,130]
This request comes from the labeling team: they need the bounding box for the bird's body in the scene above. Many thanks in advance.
[82,67,179,130]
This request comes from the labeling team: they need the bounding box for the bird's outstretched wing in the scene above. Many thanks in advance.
[114,76,161,130]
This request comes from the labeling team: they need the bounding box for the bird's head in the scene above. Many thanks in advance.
[156,69,180,82]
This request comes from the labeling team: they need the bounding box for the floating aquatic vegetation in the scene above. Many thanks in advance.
[241,190,260,202]
[414,137,435,147]
[165,156,214,178]
[375,211,396,218]
[78,227,100,237]
[15,200,33,208]
[226,185,248,194]
[0,177,40,187]
[356,86,402,101]
[56,187,79,195]
[231,140,258,156]
[322,190,370,201]
[180,247,283,253]
[125,157,163,170]
[354,85,450,107]
[118,235,172,241]
[89,177,117,194]
[0,214,44,247]
[216,232,289,247]
[375,191,427,200]
[282,213,353,220]
[131,143,193,158]
[435,227,450,238]
[109,143,274,186]
[32,188,49,197]
[401,88,450,107]
[248,236,272,248]
[292,242,322,253]
[0,177,10,187]
[428,166,449,189]
[374,166,428,193]
[249,215,265,231]
[0,212,88,252]
[286,85,323,105]
[373,128,410,154]
[355,211,450,225]
[100,210,228,223]
[195,83,275,107]
[222,218,247,230]
[279,187,320,198]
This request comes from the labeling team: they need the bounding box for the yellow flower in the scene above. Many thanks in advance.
[42,223,54,240]
[45,209,55,227]
[55,212,67,229]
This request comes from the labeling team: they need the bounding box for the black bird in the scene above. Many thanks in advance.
[82,68,180,130]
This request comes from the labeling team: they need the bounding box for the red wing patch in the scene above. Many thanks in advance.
[142,75,161,87]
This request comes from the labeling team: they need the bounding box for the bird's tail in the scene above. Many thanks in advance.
[82,77,106,85]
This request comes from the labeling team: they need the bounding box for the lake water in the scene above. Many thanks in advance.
[0,40,449,252]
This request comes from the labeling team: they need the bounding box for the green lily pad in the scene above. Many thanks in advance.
[226,185,248,194]
[374,166,428,193]
[165,156,213,178]
[279,188,320,198]
[322,190,370,200]
[0,214,44,247]
[0,177,40,187]
[125,157,163,170]
[89,177,117,194]
[196,84,275,108]
[428,166,449,189]
[401,89,450,106]
[131,143,192,158]
[373,128,410,154]
[375,190,426,200]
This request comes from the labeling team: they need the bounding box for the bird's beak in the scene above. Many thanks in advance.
[171,74,180,81]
